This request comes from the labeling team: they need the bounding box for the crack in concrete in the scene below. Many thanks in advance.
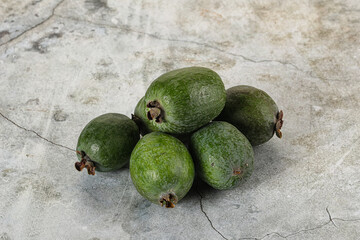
[326,206,337,227]
[195,182,229,240]
[332,217,360,223]
[239,208,360,240]
[0,111,75,152]
[54,15,302,71]
[0,4,358,239]
[0,0,66,48]
[2,108,360,239]
[90,17,355,84]
[195,190,360,240]
[58,16,355,84]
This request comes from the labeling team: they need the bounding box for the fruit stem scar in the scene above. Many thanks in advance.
[146,100,164,123]
[75,150,96,175]
[148,108,161,120]
[275,110,284,138]
[159,193,178,208]
[233,168,243,176]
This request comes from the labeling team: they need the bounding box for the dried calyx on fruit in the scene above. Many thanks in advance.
[146,100,163,123]
[141,66,226,134]
[75,113,140,175]
[275,110,284,138]
[75,151,95,175]
[130,132,195,208]
[159,193,178,208]
[216,85,284,146]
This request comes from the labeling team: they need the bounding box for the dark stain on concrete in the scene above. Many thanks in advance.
[16,176,62,201]
[97,58,113,67]
[0,30,10,39]
[68,92,100,105]
[31,41,47,54]
[82,97,100,105]
[25,98,40,105]
[53,109,69,122]
[257,74,281,83]
[162,62,175,72]
[47,32,63,39]
[31,0,43,6]
[85,0,109,12]
[92,71,119,81]
[2,168,16,178]
[29,32,63,54]
[306,0,360,50]
[0,232,11,240]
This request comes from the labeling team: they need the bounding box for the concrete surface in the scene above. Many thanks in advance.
[1,0,360,239]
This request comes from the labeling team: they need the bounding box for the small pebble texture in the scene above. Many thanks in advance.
[0,0,359,239]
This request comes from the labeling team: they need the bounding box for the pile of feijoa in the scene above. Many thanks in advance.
[75,66,283,208]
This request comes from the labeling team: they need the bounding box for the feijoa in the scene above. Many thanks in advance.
[130,132,195,208]
[132,96,191,147]
[132,96,157,136]
[142,66,226,134]
[216,85,283,146]
[190,121,254,190]
[75,113,139,175]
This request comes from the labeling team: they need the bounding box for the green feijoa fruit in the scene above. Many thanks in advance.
[216,85,283,146]
[132,96,191,146]
[130,132,195,208]
[143,66,226,134]
[75,113,139,175]
[132,96,157,136]
[190,121,254,190]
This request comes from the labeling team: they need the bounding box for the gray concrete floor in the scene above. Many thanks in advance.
[1,0,360,239]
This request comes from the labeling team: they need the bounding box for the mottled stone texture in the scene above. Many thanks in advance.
[0,0,359,239]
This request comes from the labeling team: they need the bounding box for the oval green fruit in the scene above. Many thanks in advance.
[216,85,283,146]
[132,96,157,136]
[190,121,254,190]
[130,132,195,208]
[75,113,140,175]
[132,96,192,147]
[142,66,226,134]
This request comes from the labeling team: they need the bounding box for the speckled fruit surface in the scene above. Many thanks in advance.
[217,85,283,146]
[190,121,254,190]
[130,132,195,208]
[76,113,139,172]
[142,66,226,134]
